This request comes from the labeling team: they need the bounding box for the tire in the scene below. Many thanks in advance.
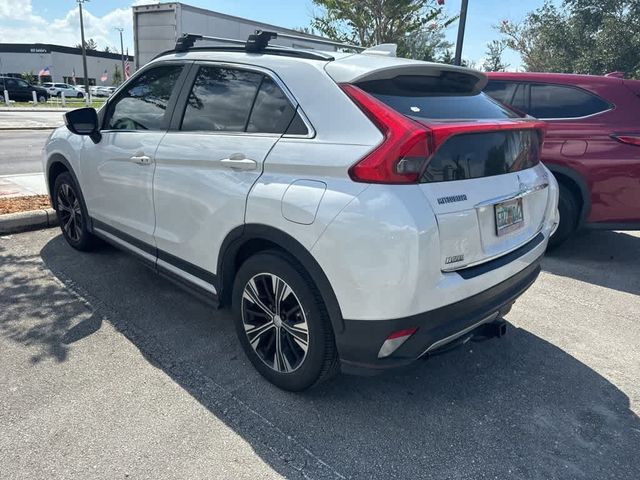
[548,183,579,250]
[56,92,62,97]
[53,172,98,251]
[38,95,47,103]
[77,93,83,98]
[232,250,339,391]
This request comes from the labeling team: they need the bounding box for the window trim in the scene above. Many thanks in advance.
[487,80,614,121]
[168,60,315,139]
[99,60,192,133]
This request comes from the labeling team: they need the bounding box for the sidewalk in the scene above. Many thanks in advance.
[0,173,47,197]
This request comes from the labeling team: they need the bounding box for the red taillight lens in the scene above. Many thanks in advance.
[612,134,640,146]
[340,84,431,184]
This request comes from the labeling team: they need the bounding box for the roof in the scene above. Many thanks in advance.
[0,43,134,61]
[485,71,624,86]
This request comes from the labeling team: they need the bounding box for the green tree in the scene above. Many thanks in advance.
[112,65,122,85]
[75,38,98,51]
[499,0,640,76]
[103,46,112,53]
[482,40,509,72]
[399,22,454,61]
[20,71,35,83]
[311,0,451,49]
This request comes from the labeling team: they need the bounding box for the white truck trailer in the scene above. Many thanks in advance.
[133,2,338,70]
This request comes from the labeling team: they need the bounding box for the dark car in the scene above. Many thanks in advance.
[485,72,640,247]
[0,76,50,103]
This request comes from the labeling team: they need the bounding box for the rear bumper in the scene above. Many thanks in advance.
[336,258,542,375]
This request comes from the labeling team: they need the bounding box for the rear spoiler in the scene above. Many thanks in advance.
[325,56,487,94]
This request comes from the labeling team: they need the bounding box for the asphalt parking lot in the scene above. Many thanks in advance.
[1,228,639,479]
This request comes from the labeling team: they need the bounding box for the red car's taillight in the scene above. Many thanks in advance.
[612,134,640,146]
[340,84,431,184]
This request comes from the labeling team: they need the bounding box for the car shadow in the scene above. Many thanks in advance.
[543,230,640,296]
[10,234,635,479]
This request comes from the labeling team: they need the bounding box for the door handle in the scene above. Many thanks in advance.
[130,155,152,165]
[220,155,257,171]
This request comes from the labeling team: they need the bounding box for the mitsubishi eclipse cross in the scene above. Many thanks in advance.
[44,32,559,391]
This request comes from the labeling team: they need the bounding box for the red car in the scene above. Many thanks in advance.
[484,72,640,247]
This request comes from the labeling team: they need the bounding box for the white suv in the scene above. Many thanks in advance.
[43,82,84,98]
[44,33,559,390]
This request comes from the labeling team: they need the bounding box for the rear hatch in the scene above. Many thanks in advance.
[333,60,549,271]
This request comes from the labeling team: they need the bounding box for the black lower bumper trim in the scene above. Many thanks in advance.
[336,259,542,375]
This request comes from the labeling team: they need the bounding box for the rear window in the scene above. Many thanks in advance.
[357,75,517,120]
[421,130,540,183]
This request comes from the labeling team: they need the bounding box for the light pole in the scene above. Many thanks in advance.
[114,27,125,85]
[454,0,469,66]
[77,0,90,97]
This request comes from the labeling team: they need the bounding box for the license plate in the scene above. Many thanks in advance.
[495,198,524,236]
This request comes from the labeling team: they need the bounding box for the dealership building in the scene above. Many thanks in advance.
[0,43,133,86]
[133,2,338,69]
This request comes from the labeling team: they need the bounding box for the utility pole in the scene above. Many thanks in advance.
[454,0,469,66]
[114,27,125,85]
[77,0,90,97]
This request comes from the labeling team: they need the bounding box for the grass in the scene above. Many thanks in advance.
[0,195,51,215]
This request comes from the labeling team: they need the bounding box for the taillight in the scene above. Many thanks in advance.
[340,84,431,184]
[612,134,640,146]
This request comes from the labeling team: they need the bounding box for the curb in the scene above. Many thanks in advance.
[0,108,73,112]
[0,208,58,235]
[0,126,58,130]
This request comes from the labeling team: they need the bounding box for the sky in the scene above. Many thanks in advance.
[0,0,560,69]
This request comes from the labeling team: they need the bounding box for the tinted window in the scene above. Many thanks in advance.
[421,130,541,183]
[510,84,528,113]
[16,79,29,88]
[246,77,298,134]
[484,81,516,104]
[107,65,183,130]
[181,67,262,132]
[529,84,609,118]
[358,76,517,119]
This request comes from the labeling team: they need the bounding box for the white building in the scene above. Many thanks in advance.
[0,43,133,86]
[133,2,338,69]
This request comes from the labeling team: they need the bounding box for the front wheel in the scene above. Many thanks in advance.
[76,93,83,98]
[232,251,339,391]
[53,172,98,251]
[38,95,47,103]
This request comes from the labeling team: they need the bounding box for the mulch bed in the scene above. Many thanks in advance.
[0,195,51,215]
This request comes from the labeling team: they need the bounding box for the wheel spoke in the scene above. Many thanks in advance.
[281,322,308,353]
[243,279,273,316]
[273,274,292,316]
[273,330,292,373]
[245,320,275,347]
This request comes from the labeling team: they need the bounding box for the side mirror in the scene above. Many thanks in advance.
[64,107,101,143]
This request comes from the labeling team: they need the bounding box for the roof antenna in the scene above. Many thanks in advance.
[246,30,277,53]
[175,34,202,52]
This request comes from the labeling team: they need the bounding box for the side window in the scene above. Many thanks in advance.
[181,67,263,132]
[16,79,29,88]
[483,81,516,104]
[510,84,528,113]
[246,77,299,134]
[5,79,17,89]
[106,64,183,131]
[529,83,610,119]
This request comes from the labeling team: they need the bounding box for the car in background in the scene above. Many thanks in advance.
[42,82,84,98]
[485,72,640,247]
[93,86,115,97]
[0,76,49,102]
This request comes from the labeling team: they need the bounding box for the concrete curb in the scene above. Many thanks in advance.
[0,108,73,112]
[0,208,58,235]
[0,126,57,130]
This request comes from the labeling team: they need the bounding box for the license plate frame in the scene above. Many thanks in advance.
[495,197,524,236]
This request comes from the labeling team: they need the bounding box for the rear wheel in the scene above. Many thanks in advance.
[548,184,579,249]
[76,93,83,98]
[54,172,98,251]
[232,251,339,391]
